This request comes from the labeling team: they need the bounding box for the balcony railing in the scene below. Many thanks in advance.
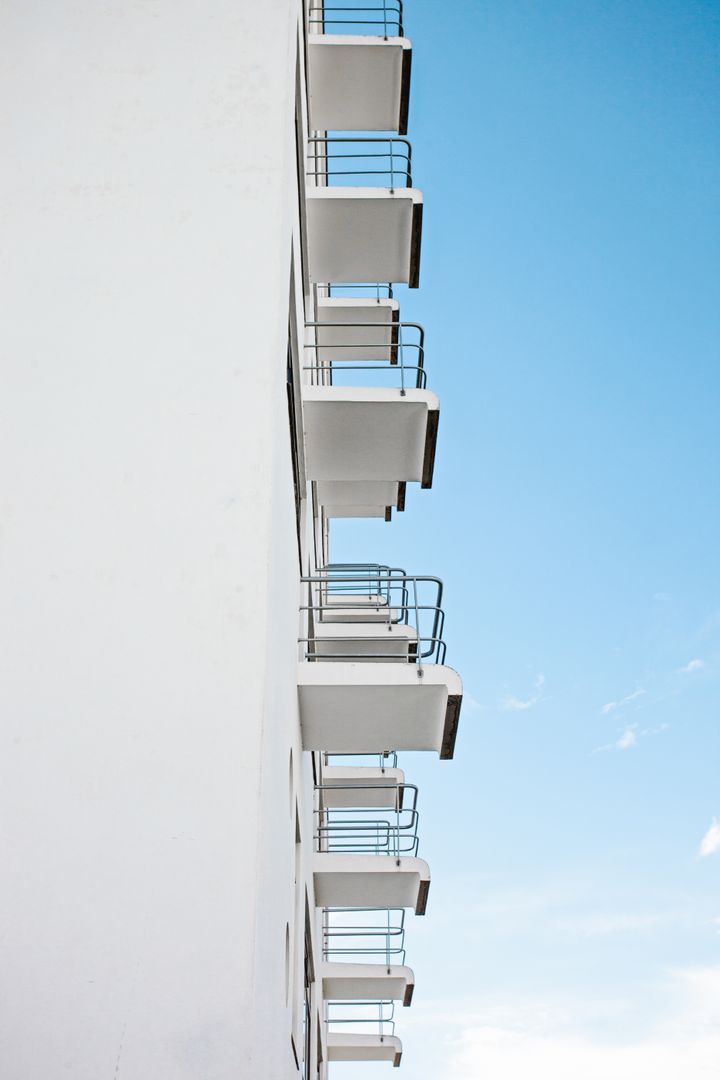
[325,283,394,301]
[300,564,447,664]
[308,137,413,188]
[326,999,397,1037]
[324,907,408,965]
[304,319,426,392]
[315,783,419,857]
[309,1,404,37]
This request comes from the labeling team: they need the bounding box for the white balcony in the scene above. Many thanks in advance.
[327,1032,402,1067]
[322,962,415,1006]
[316,479,405,520]
[307,187,422,287]
[320,766,406,808]
[302,387,438,488]
[308,35,412,133]
[315,297,399,363]
[298,662,462,759]
[313,853,430,914]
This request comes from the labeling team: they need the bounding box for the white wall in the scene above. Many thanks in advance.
[0,2,315,1076]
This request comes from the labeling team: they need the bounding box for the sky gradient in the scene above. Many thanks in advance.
[330,1,720,1075]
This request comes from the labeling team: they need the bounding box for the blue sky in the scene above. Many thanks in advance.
[329,1,720,1075]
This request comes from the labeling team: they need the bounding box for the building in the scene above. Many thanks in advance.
[1,1,463,1077]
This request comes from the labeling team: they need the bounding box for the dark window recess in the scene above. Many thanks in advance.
[287,334,303,556]
[302,934,312,1079]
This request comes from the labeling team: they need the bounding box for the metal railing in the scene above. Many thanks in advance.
[327,283,394,300]
[308,137,412,188]
[300,565,447,665]
[309,1,404,37]
[326,1000,396,1037]
[315,783,419,857]
[323,907,407,965]
[304,319,426,393]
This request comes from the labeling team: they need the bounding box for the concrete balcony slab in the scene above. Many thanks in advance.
[327,1032,402,1066]
[322,962,415,1006]
[307,188,422,287]
[298,661,462,759]
[308,35,412,134]
[302,387,438,488]
[313,853,430,914]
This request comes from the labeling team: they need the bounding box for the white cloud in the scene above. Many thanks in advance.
[501,674,545,711]
[678,658,704,674]
[600,688,645,715]
[615,727,637,750]
[434,967,720,1080]
[699,819,720,858]
[593,723,643,753]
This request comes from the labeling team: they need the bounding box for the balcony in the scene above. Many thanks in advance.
[313,773,429,913]
[306,138,422,287]
[298,567,463,758]
[322,900,415,1005]
[323,906,414,1002]
[307,1,412,134]
[302,319,438,516]
[327,1000,403,1065]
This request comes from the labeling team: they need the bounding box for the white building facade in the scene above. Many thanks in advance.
[1,2,462,1077]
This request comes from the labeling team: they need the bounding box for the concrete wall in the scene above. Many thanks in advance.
[0,2,316,1076]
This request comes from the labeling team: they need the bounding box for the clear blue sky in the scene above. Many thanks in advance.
[330,1,720,1076]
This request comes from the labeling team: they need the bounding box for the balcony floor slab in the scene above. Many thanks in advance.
[298,661,462,759]
[327,1032,402,1066]
[302,388,438,488]
[313,853,430,914]
[308,36,411,134]
[322,962,415,1006]
[307,188,422,287]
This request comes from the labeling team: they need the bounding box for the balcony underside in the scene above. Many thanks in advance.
[302,389,438,488]
[315,297,400,362]
[320,766,406,808]
[308,36,412,134]
[298,662,463,759]
[316,479,405,520]
[307,189,422,287]
[327,1033,402,1066]
[322,962,415,1007]
[309,622,418,661]
[313,854,430,914]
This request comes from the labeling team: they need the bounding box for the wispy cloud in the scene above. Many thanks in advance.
[699,819,720,858]
[501,674,545,712]
[678,658,704,674]
[600,688,645,715]
[593,722,669,755]
[615,727,637,750]
[464,694,484,713]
